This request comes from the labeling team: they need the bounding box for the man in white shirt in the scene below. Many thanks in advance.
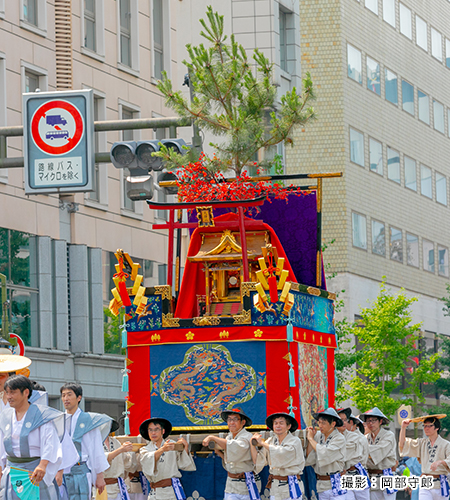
[139,417,195,500]
[305,407,347,500]
[360,408,397,500]
[0,375,77,500]
[203,408,262,500]
[399,414,450,500]
[58,382,111,500]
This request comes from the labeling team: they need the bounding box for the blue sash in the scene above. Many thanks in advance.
[440,475,450,498]
[117,477,131,500]
[330,472,347,496]
[139,472,150,495]
[288,475,303,499]
[71,411,112,460]
[382,468,397,495]
[171,478,186,500]
[0,405,63,457]
[354,462,370,490]
[244,472,261,500]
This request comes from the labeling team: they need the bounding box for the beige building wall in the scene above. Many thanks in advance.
[288,0,450,406]
[0,0,185,417]
[0,0,185,275]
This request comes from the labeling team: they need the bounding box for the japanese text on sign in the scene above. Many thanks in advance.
[34,157,83,187]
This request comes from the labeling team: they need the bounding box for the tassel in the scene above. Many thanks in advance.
[289,366,296,387]
[124,415,130,435]
[286,319,293,342]
[121,327,127,349]
[289,407,295,418]
[122,372,129,392]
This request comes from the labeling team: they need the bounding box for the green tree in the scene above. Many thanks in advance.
[336,280,441,418]
[104,307,125,355]
[155,6,315,175]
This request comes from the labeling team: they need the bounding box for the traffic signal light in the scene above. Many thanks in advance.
[110,138,187,200]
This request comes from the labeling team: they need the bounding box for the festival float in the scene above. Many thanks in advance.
[109,162,342,496]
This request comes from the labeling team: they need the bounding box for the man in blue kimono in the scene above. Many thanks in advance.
[58,382,111,500]
[0,375,77,500]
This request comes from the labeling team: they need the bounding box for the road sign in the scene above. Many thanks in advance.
[23,90,94,194]
[9,333,25,356]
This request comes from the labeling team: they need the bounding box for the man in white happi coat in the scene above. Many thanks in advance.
[0,375,78,500]
[126,438,150,500]
[58,382,111,500]
[360,408,397,500]
[399,414,450,500]
[252,412,304,500]
[337,409,370,500]
[101,420,134,500]
[203,408,263,500]
[305,407,347,500]
[140,417,195,500]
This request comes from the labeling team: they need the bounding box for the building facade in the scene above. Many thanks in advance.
[0,0,185,424]
[0,0,301,425]
[288,0,450,406]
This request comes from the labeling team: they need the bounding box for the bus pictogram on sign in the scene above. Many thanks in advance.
[30,100,84,156]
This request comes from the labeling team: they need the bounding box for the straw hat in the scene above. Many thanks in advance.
[221,408,252,427]
[312,408,343,427]
[139,417,172,440]
[0,355,31,374]
[266,412,299,432]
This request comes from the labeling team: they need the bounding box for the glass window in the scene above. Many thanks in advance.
[367,57,380,95]
[448,108,450,138]
[390,227,403,262]
[434,100,445,133]
[84,0,96,51]
[347,44,362,84]
[402,80,414,115]
[369,138,383,174]
[418,90,429,125]
[383,0,395,27]
[120,0,131,66]
[431,28,442,61]
[438,245,449,277]
[423,239,435,273]
[279,9,287,72]
[387,147,400,183]
[446,39,450,69]
[372,220,385,256]
[421,164,432,198]
[404,156,417,191]
[0,229,38,347]
[153,0,164,79]
[399,3,411,39]
[436,172,447,205]
[365,0,378,15]
[23,0,37,25]
[385,68,398,105]
[25,71,39,93]
[416,15,428,51]
[350,128,364,166]
[406,233,419,267]
[352,213,367,250]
